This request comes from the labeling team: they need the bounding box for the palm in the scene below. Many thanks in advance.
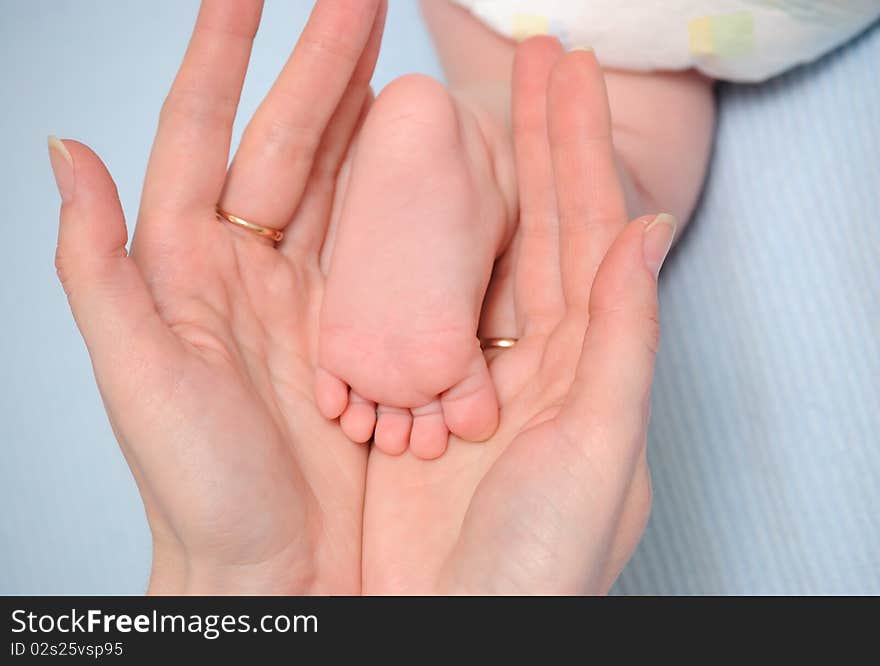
[362,323,583,593]
[122,213,365,591]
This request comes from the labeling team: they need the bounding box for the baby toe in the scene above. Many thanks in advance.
[441,352,499,442]
[374,406,413,456]
[339,391,377,444]
[315,367,349,420]
[410,400,449,460]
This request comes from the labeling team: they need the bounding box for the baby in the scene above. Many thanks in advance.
[316,0,880,458]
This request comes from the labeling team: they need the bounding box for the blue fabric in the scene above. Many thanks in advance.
[613,21,880,594]
[1,1,876,593]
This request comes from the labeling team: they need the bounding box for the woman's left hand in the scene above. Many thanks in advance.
[362,40,675,594]
[52,0,386,594]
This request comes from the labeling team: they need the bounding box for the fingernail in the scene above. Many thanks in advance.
[570,45,593,53]
[48,136,74,203]
[643,213,677,278]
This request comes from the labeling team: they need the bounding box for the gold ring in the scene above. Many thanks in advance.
[480,337,519,350]
[215,206,284,242]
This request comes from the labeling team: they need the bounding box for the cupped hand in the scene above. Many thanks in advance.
[362,40,676,594]
[50,0,387,594]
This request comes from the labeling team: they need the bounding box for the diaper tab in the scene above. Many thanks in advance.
[689,11,756,58]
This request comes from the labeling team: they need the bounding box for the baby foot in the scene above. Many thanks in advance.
[317,74,513,459]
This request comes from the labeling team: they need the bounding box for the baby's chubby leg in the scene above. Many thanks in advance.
[317,73,516,458]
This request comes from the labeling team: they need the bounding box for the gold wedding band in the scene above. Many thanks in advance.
[215,206,284,242]
[480,337,519,350]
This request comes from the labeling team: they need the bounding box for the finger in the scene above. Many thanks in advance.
[220,0,386,241]
[476,244,516,347]
[511,36,566,336]
[140,0,263,222]
[548,49,629,314]
[557,214,675,480]
[50,138,179,402]
[280,87,374,260]
[317,101,363,274]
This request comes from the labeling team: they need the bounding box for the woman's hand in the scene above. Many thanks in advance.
[50,0,387,594]
[362,40,675,594]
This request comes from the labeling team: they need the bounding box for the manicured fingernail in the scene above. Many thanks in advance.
[571,45,593,53]
[48,136,74,203]
[643,213,677,278]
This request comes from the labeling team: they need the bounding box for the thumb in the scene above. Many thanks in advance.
[49,137,172,395]
[558,213,676,475]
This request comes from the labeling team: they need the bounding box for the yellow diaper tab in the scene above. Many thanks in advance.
[511,13,549,41]
[689,11,755,58]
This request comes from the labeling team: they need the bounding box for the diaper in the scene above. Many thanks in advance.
[451,0,880,82]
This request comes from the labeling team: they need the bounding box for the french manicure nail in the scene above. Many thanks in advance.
[643,213,677,278]
[48,135,74,203]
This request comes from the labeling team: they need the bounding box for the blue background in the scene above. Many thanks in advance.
[1,1,877,593]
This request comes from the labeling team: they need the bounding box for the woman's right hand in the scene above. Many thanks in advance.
[49,0,386,594]
[363,40,673,594]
